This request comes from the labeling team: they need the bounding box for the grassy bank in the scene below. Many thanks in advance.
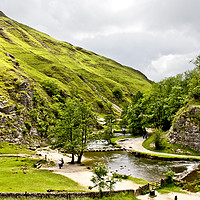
[0,142,35,154]
[156,183,186,194]
[128,176,148,185]
[143,133,200,157]
[0,157,86,193]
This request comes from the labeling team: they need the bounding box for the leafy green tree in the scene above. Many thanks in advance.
[76,102,95,163]
[164,170,175,184]
[104,114,116,143]
[122,91,146,135]
[122,56,200,136]
[89,163,117,198]
[52,98,95,164]
[191,86,200,99]
[53,99,79,164]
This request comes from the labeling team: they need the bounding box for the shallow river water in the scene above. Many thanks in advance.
[83,140,199,182]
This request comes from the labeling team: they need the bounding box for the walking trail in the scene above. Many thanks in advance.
[116,137,200,159]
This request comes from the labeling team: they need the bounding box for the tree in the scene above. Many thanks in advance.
[164,170,175,184]
[52,98,95,164]
[76,102,95,163]
[89,163,117,198]
[122,91,146,135]
[53,98,79,164]
[153,128,165,150]
[104,114,116,143]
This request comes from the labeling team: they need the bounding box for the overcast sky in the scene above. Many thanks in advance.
[1,0,200,81]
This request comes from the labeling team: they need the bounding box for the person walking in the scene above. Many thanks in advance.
[61,158,64,167]
[58,160,62,169]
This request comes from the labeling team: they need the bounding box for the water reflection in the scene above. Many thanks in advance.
[83,151,198,182]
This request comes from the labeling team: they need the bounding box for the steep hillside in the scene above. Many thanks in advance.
[0,12,151,105]
[0,11,151,145]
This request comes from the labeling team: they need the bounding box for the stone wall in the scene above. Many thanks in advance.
[0,179,170,198]
[168,105,200,152]
[0,190,135,199]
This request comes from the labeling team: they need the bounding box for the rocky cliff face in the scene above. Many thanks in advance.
[0,77,41,146]
[168,105,200,152]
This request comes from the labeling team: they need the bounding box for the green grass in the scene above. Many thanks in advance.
[0,142,35,154]
[128,176,148,185]
[142,133,200,156]
[0,157,86,192]
[156,183,187,194]
[0,14,152,137]
[0,14,151,107]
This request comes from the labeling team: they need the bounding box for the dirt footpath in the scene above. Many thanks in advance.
[37,148,141,190]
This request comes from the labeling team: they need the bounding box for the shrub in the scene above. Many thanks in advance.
[97,99,104,108]
[164,170,175,184]
[41,79,59,97]
[153,128,165,150]
[191,86,200,99]
[112,87,123,99]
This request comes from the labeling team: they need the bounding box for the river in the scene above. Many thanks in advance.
[83,140,199,182]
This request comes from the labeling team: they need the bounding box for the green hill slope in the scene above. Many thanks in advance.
[0,11,151,144]
[0,12,151,104]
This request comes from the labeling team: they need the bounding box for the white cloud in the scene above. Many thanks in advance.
[145,52,199,81]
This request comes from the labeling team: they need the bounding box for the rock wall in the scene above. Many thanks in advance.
[0,55,43,146]
[168,105,200,152]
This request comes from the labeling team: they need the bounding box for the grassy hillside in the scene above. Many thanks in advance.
[0,12,151,104]
[0,11,151,144]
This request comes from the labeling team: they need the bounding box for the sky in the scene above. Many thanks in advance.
[1,0,200,82]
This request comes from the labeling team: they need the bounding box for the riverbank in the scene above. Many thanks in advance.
[37,148,141,191]
[116,137,200,161]
[35,145,200,200]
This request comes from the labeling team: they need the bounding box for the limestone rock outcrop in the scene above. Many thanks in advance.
[168,105,200,152]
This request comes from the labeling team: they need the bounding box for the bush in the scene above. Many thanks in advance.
[97,99,104,108]
[191,86,200,99]
[164,170,175,184]
[112,87,123,99]
[153,128,165,150]
[41,79,59,97]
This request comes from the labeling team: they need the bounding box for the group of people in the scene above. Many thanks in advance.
[143,133,148,139]
[58,158,64,169]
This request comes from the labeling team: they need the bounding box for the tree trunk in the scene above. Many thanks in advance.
[70,153,75,164]
[77,151,83,164]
